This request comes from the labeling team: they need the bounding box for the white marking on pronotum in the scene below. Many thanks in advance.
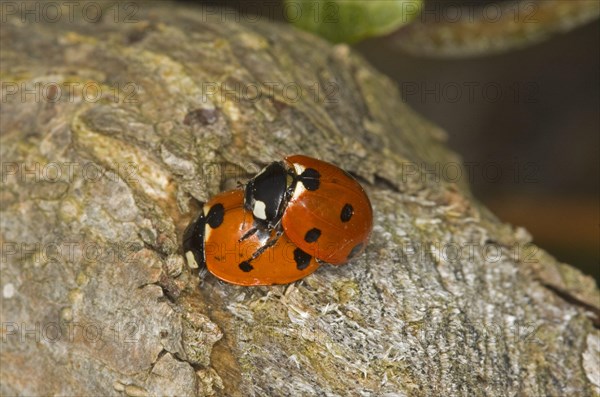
[253,200,267,220]
[293,163,305,175]
[290,163,307,200]
[186,251,199,269]
[202,205,213,241]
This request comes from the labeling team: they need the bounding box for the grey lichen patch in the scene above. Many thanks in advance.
[583,331,600,394]
[77,105,160,147]
[165,254,185,278]
[196,367,225,396]
[181,311,223,367]
[555,262,600,308]
[72,108,173,203]
[29,180,70,200]
[144,352,197,397]
[333,279,360,305]
[66,250,184,374]
[160,144,197,177]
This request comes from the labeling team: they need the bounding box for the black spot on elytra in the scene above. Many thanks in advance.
[184,108,218,126]
[340,203,354,222]
[294,248,312,270]
[239,261,253,272]
[304,228,321,243]
[206,203,224,228]
[347,243,364,260]
[299,168,320,191]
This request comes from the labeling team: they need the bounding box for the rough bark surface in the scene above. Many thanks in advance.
[1,2,599,397]
[394,0,600,57]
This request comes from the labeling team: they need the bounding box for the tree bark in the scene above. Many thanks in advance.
[1,2,598,396]
[393,0,600,57]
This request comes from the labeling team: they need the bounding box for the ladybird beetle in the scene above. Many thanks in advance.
[183,189,320,286]
[244,155,373,265]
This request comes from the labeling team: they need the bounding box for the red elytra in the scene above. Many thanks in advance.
[244,155,373,265]
[183,190,320,286]
[282,155,373,265]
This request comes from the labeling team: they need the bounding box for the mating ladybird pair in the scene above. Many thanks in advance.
[183,155,373,286]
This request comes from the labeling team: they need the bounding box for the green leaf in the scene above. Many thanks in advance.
[284,0,423,44]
